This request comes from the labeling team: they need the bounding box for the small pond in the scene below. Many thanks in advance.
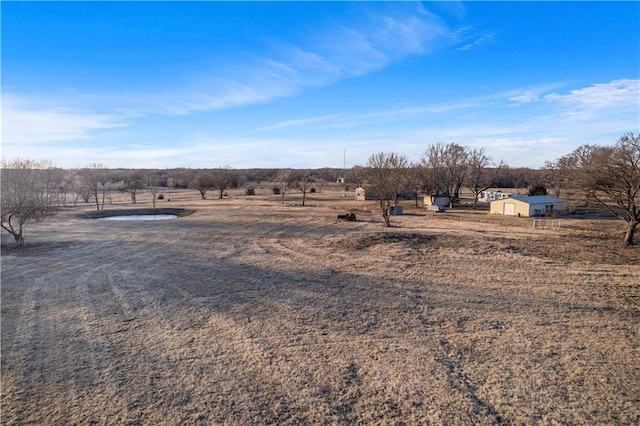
[100,215,177,221]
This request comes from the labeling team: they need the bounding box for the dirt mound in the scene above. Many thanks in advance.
[334,232,436,250]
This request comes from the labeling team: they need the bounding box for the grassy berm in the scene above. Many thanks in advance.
[2,196,639,425]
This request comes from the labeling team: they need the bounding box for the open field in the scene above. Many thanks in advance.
[2,192,639,424]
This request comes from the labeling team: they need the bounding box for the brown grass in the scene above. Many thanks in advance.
[2,192,639,424]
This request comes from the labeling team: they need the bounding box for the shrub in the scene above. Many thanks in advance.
[245,188,256,196]
[528,184,548,196]
[157,194,164,200]
[272,186,281,195]
[310,187,316,193]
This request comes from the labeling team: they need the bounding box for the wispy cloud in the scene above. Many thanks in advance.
[545,79,639,120]
[508,91,541,104]
[253,79,639,168]
[258,113,347,132]
[257,83,564,131]
[450,25,495,52]
[3,4,455,151]
[151,4,450,116]
[2,94,128,146]
[455,33,495,51]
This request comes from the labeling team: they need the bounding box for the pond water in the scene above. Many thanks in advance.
[100,215,177,221]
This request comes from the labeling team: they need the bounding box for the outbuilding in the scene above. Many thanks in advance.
[424,194,449,209]
[355,187,366,201]
[490,195,568,217]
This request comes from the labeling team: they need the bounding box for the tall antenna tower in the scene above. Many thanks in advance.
[337,149,346,184]
[343,148,346,173]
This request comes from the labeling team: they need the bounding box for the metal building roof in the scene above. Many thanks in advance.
[509,195,566,204]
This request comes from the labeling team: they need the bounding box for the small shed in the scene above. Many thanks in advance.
[389,205,403,215]
[424,194,449,209]
[490,195,568,217]
[355,187,366,201]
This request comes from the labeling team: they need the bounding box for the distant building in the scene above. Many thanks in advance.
[389,205,403,215]
[490,195,568,217]
[423,194,449,209]
[477,191,513,202]
[355,187,366,201]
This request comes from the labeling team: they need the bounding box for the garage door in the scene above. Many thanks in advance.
[503,203,516,215]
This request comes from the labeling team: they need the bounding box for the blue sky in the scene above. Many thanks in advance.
[2,1,639,169]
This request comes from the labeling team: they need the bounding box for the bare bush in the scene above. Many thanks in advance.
[1,159,58,247]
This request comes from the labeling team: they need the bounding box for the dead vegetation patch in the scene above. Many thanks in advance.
[2,198,639,425]
[516,234,639,264]
[426,234,638,265]
[332,232,437,251]
[330,228,637,265]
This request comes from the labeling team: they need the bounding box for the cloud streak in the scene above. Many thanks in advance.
[2,94,128,146]
[258,79,638,132]
[545,79,639,120]
[145,4,450,116]
[251,79,639,168]
[3,4,455,151]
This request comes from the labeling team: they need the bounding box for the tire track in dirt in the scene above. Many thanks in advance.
[105,218,441,421]
[2,228,194,423]
[58,270,114,423]
[1,284,41,424]
[176,233,496,423]
[4,271,118,424]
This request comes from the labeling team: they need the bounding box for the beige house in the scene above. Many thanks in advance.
[490,195,568,217]
[355,187,366,201]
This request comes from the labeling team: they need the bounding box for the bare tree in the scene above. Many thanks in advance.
[405,164,425,208]
[167,167,194,189]
[46,168,68,207]
[123,171,146,204]
[558,133,640,246]
[211,166,237,199]
[542,160,561,197]
[363,152,409,227]
[1,159,58,247]
[511,167,536,195]
[146,174,160,209]
[79,163,107,210]
[190,173,214,199]
[290,170,315,206]
[345,166,366,190]
[273,169,291,204]
[423,143,469,208]
[466,149,503,209]
[73,172,92,204]
[414,162,439,200]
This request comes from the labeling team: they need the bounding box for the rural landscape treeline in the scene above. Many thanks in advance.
[2,133,639,246]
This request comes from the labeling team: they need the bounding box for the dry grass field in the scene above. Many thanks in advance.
[2,190,639,425]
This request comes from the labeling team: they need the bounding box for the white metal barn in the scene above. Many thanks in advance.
[490,195,568,217]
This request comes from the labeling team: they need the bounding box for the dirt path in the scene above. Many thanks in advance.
[2,200,639,424]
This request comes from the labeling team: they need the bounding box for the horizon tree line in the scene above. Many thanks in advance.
[1,132,638,246]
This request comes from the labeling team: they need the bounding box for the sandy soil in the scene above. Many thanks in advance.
[2,192,639,425]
